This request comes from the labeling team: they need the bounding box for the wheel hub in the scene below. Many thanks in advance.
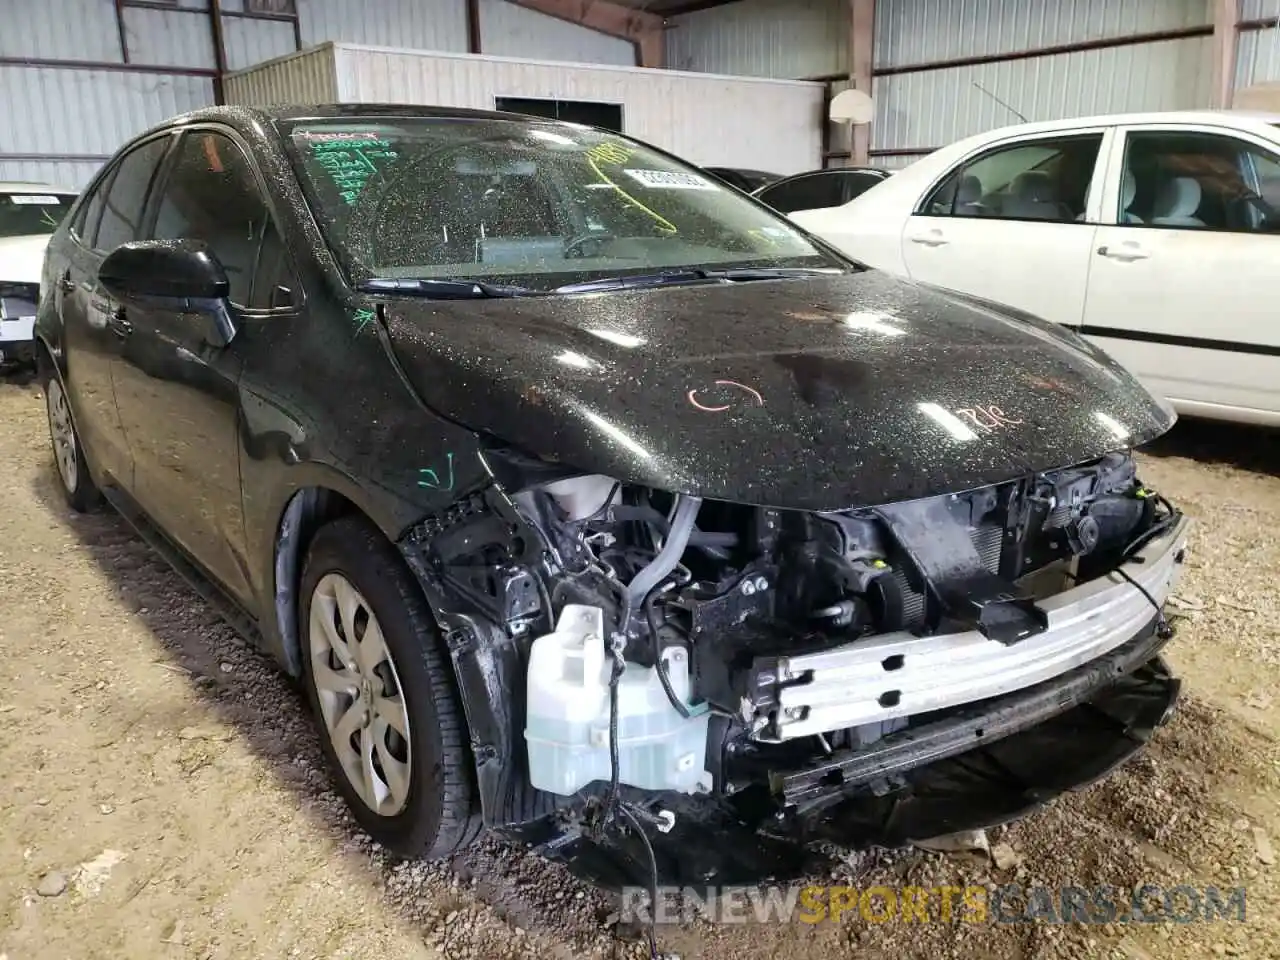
[307,573,413,817]
[45,379,78,494]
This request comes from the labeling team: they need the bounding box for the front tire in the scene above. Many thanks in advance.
[42,365,101,513]
[299,516,482,858]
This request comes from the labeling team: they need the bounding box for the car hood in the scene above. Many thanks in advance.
[382,270,1174,511]
[0,234,52,283]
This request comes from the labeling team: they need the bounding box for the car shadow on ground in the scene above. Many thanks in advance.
[21,422,613,954]
[0,364,37,387]
[1141,417,1280,477]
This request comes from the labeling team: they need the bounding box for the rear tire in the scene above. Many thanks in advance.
[299,516,482,858]
[42,362,101,513]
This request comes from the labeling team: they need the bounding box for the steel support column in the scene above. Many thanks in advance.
[849,0,875,165]
[1212,0,1242,108]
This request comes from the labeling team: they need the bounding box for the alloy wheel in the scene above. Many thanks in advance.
[308,572,413,816]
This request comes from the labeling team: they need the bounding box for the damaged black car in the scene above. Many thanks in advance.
[35,104,1189,886]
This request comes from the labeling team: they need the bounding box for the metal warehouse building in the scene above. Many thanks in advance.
[3,0,1280,187]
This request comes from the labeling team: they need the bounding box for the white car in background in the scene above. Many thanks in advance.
[789,111,1280,427]
[1,183,78,368]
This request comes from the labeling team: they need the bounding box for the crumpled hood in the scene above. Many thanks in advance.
[0,235,52,284]
[382,270,1174,511]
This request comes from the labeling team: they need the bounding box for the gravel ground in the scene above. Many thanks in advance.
[0,375,1277,960]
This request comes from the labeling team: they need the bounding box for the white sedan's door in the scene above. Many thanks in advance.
[899,129,1112,329]
[1080,124,1280,424]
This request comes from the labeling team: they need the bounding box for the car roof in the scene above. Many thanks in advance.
[0,181,78,195]
[706,167,778,177]
[959,109,1280,140]
[171,102,577,132]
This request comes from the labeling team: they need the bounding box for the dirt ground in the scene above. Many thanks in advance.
[0,374,1277,960]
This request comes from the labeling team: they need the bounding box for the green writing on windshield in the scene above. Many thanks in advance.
[308,136,399,206]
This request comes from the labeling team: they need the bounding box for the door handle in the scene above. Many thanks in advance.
[908,229,949,247]
[1097,243,1150,262]
[106,309,133,339]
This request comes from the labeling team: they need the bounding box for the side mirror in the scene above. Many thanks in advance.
[98,240,237,346]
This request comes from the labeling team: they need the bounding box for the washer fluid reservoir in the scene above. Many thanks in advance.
[524,604,712,797]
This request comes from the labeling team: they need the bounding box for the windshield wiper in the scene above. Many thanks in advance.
[552,270,712,295]
[552,266,841,295]
[703,266,843,280]
[359,277,533,299]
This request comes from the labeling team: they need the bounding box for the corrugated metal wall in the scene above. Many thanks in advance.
[297,0,469,53]
[873,36,1213,158]
[1,0,669,189]
[0,66,216,186]
[2,0,221,187]
[875,0,1211,67]
[665,0,846,79]
[477,0,635,66]
[1237,0,1280,88]
[223,45,339,105]
[666,0,1222,169]
[222,21,297,72]
[225,43,825,173]
[0,0,123,60]
[871,0,1215,159]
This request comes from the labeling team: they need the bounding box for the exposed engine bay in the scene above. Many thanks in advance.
[405,447,1186,843]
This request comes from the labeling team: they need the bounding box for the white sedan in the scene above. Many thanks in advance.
[790,110,1280,427]
[1,182,78,367]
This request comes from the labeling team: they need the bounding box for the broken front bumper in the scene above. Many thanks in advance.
[534,639,1182,889]
[758,515,1190,741]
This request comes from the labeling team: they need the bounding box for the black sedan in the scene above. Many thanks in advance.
[36,105,1189,884]
[701,166,781,193]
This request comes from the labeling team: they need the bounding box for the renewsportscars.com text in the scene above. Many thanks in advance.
[618,884,1249,926]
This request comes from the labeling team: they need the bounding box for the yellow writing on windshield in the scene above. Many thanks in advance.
[584,138,678,235]
[586,141,634,165]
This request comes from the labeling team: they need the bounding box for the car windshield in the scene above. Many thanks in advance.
[281,117,839,290]
[0,191,73,238]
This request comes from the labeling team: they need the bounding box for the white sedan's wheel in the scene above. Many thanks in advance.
[308,572,413,816]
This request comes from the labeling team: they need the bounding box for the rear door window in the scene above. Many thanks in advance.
[921,134,1104,223]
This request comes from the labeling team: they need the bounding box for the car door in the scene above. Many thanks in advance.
[58,134,172,490]
[110,127,295,605]
[899,129,1111,329]
[1081,124,1280,423]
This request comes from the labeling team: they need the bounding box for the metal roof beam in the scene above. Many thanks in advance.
[504,0,666,67]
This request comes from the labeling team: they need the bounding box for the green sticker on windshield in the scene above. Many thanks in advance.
[308,136,399,205]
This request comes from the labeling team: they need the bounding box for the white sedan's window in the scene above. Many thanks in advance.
[921,134,1103,224]
[1120,130,1280,233]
